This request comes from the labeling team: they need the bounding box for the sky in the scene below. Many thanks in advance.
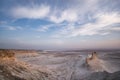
[0,0,120,50]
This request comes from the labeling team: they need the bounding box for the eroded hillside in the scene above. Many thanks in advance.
[0,49,55,80]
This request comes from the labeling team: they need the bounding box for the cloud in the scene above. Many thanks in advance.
[8,1,120,37]
[36,23,67,32]
[53,12,120,38]
[0,21,7,24]
[9,0,119,24]
[9,0,97,24]
[49,9,79,23]
[1,26,23,31]
[72,12,120,36]
[8,26,23,30]
[11,4,50,19]
[36,24,54,32]
[7,26,17,30]
[36,26,50,32]
[109,27,120,31]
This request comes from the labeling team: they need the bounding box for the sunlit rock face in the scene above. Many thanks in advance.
[0,49,55,80]
[0,49,15,61]
[86,52,108,72]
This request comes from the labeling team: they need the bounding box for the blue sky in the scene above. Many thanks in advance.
[0,0,120,50]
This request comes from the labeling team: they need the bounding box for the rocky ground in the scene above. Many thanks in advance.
[0,49,55,80]
[83,71,120,80]
[0,49,120,80]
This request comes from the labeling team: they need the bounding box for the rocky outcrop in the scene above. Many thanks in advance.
[0,49,15,61]
[0,49,55,80]
[86,52,107,72]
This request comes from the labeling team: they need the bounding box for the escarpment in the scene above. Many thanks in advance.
[0,49,55,80]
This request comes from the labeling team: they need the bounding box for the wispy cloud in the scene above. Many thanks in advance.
[7,26,17,30]
[11,4,79,23]
[1,26,23,31]
[36,24,52,32]
[49,9,79,23]
[53,12,120,38]
[11,4,50,19]
[9,2,120,38]
[0,21,7,24]
[72,12,120,36]
[36,23,67,32]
